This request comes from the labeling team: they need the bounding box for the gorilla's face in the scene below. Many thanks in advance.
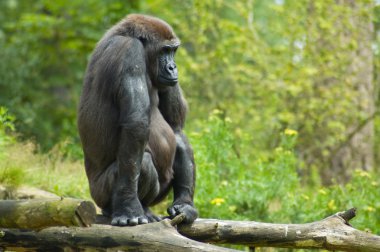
[157,43,179,87]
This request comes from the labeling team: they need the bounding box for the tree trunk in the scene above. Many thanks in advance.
[302,1,375,184]
[328,0,375,183]
[0,198,96,229]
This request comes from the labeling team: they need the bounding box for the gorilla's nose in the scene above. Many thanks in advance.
[166,62,177,72]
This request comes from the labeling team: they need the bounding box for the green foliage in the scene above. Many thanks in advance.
[191,112,299,221]
[0,0,378,170]
[0,167,24,187]
[0,107,15,159]
[0,107,23,186]
[0,138,89,197]
[191,112,380,233]
[0,0,140,152]
[148,0,377,179]
[0,107,15,142]
[289,169,380,233]
[0,107,88,195]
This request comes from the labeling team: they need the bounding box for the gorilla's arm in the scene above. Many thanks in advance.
[112,37,151,225]
[158,85,187,130]
[159,86,198,223]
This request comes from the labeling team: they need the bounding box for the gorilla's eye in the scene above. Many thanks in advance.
[162,46,171,54]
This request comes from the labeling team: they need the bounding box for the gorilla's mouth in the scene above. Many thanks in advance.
[158,75,178,86]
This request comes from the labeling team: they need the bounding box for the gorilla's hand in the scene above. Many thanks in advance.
[167,203,198,224]
[111,197,148,226]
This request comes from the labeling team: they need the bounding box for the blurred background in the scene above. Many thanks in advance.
[0,0,380,241]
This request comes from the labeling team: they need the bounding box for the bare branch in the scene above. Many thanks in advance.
[178,209,380,252]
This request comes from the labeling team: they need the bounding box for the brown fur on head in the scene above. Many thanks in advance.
[114,14,179,44]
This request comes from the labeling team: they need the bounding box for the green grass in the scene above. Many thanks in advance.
[0,141,89,199]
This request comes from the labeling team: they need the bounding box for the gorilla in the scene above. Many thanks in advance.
[77,14,198,226]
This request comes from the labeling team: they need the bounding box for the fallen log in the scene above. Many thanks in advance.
[0,198,96,229]
[1,208,379,251]
[0,218,236,252]
[178,208,380,251]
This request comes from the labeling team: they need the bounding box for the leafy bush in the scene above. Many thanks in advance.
[0,107,24,186]
[191,111,380,234]
[0,107,15,145]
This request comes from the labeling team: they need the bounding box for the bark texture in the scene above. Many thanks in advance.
[178,209,380,251]
[0,198,96,229]
[1,208,379,251]
[0,219,235,252]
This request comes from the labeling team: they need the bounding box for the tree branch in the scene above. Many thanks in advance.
[178,208,380,252]
[0,219,236,252]
[331,110,379,157]
[1,205,379,251]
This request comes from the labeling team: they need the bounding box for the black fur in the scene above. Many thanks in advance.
[77,14,197,226]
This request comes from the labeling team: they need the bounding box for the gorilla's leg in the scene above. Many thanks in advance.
[139,152,162,222]
[167,133,198,223]
[85,160,117,217]
[138,152,160,205]
[88,152,160,222]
